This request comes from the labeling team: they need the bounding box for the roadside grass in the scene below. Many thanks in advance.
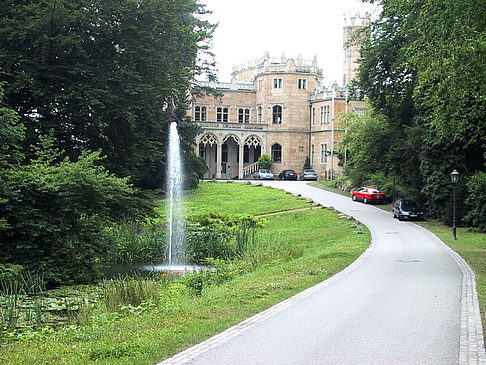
[311,179,486,333]
[0,183,370,364]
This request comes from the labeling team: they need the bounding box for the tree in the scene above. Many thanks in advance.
[357,0,485,227]
[0,0,216,189]
[0,139,156,285]
[257,154,273,169]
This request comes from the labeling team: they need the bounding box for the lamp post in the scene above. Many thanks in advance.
[450,169,460,240]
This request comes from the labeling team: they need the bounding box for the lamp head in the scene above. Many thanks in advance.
[450,169,460,184]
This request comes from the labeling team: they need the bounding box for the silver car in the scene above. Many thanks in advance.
[299,169,318,181]
[254,169,274,180]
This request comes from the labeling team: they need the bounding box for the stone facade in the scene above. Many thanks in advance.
[190,15,369,180]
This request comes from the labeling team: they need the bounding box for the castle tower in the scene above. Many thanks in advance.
[343,12,370,85]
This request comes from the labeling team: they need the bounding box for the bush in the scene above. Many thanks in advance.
[185,213,236,263]
[465,171,486,232]
[257,154,272,169]
[0,144,155,285]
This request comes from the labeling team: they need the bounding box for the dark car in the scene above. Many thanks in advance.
[351,186,386,204]
[392,199,425,221]
[299,169,318,181]
[278,169,297,181]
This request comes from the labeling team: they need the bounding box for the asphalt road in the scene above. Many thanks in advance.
[161,181,465,364]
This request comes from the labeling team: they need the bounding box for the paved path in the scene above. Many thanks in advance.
[160,182,485,364]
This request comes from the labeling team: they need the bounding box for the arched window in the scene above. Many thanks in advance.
[272,105,282,124]
[271,143,282,163]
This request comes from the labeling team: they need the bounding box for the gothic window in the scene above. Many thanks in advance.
[271,143,282,163]
[272,105,282,124]
[217,107,228,122]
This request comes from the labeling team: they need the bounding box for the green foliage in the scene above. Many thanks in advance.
[405,0,486,148]
[101,275,161,312]
[0,143,155,285]
[355,0,485,227]
[0,0,216,189]
[0,84,24,170]
[257,154,273,169]
[465,172,486,232]
[186,213,237,263]
[104,223,166,263]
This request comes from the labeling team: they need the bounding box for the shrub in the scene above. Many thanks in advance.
[465,171,486,232]
[0,140,155,285]
[257,154,272,169]
[186,213,236,263]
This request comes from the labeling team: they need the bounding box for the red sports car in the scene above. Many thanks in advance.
[351,186,386,204]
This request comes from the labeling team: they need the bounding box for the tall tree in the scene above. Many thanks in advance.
[356,0,485,226]
[0,0,216,188]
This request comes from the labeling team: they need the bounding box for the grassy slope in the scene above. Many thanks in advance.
[1,182,370,364]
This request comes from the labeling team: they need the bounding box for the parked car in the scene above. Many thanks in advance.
[254,169,274,180]
[278,169,297,181]
[351,186,386,204]
[299,169,318,181]
[392,199,425,221]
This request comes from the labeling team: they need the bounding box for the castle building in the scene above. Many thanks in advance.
[189,14,369,180]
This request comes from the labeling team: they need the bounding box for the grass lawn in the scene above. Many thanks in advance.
[0,181,370,364]
[311,179,486,333]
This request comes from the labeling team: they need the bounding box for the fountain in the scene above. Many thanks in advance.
[166,120,185,270]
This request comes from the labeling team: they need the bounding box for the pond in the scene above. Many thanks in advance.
[98,262,204,278]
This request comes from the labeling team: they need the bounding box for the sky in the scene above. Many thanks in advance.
[199,0,379,86]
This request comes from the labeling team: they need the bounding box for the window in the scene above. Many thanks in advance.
[298,79,307,89]
[199,144,205,158]
[312,107,316,126]
[311,145,315,164]
[320,106,324,124]
[258,79,263,91]
[324,105,330,123]
[194,106,206,122]
[258,106,262,123]
[320,143,328,164]
[271,144,282,163]
[217,107,228,123]
[272,105,282,124]
[238,108,250,123]
[273,78,283,89]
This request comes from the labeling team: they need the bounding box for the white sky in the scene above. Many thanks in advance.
[200,0,379,85]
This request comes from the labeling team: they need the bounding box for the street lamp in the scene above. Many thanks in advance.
[450,169,460,240]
